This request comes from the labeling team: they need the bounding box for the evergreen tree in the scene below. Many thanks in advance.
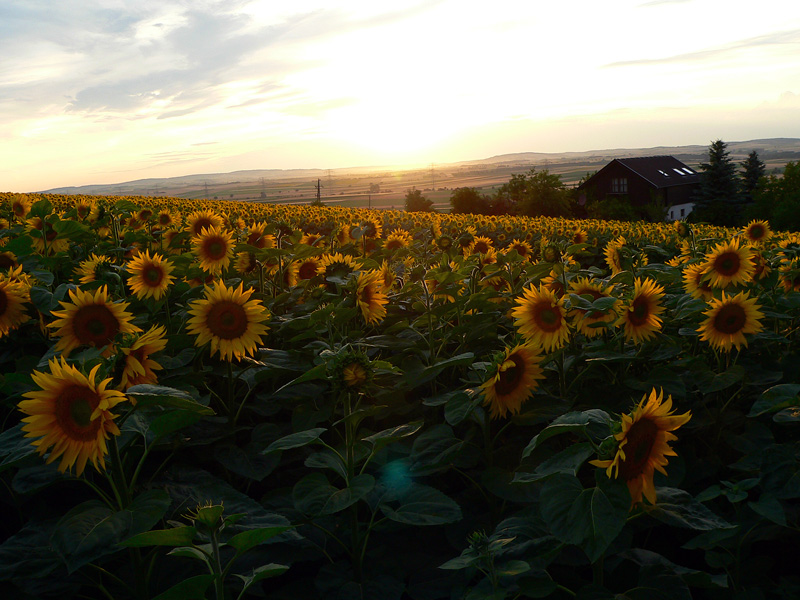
[740,150,766,206]
[691,140,741,226]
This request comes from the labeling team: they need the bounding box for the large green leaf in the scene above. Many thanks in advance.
[748,384,800,417]
[379,483,462,526]
[0,424,40,473]
[126,385,215,415]
[522,410,609,458]
[648,488,735,531]
[52,490,171,573]
[362,421,424,451]
[263,427,327,454]
[514,443,594,483]
[293,472,375,516]
[120,526,197,548]
[151,574,215,600]
[227,526,291,555]
[234,564,290,596]
[539,473,629,562]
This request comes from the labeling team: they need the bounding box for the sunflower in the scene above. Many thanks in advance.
[126,250,175,300]
[617,278,665,344]
[572,229,588,245]
[26,216,69,255]
[77,254,110,284]
[355,270,388,325]
[74,199,96,220]
[697,290,764,352]
[604,237,626,276]
[300,232,326,248]
[49,286,140,357]
[18,357,128,476]
[590,388,691,506]
[568,277,619,338]
[682,262,714,301]
[155,210,178,230]
[235,251,259,275]
[743,220,772,245]
[472,236,494,255]
[481,344,544,419]
[10,194,32,220]
[0,275,30,337]
[384,230,412,252]
[245,222,276,249]
[778,258,800,293]
[319,252,358,279]
[117,325,168,390]
[186,281,270,361]
[700,238,755,288]
[508,239,533,261]
[378,260,395,293]
[192,226,234,275]
[288,256,324,286]
[185,209,224,237]
[510,284,570,352]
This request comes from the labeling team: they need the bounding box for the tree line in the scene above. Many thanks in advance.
[404,140,800,230]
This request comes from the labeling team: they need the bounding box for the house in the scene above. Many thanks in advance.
[577,156,701,221]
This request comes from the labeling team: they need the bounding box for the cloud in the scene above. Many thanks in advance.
[604,28,800,68]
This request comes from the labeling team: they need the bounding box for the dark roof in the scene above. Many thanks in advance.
[579,156,701,189]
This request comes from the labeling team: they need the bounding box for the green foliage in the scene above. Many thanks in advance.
[449,187,492,214]
[747,161,800,230]
[691,140,743,226]
[494,168,572,217]
[404,188,434,212]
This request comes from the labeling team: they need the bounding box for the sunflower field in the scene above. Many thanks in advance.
[0,191,798,600]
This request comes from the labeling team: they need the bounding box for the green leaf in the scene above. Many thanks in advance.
[272,362,328,394]
[514,443,594,483]
[51,490,171,573]
[214,443,279,482]
[696,365,746,395]
[402,353,475,389]
[149,411,201,439]
[0,424,39,473]
[362,421,424,451]
[380,483,462,526]
[293,473,375,516]
[263,427,327,454]
[126,385,215,415]
[773,407,800,422]
[227,526,291,555]
[444,390,482,426]
[120,526,197,547]
[539,474,629,562]
[522,410,609,457]
[648,488,735,531]
[152,574,215,600]
[748,384,800,417]
[234,563,290,596]
[748,495,786,526]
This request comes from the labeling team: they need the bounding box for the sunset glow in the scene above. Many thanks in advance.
[1,0,799,191]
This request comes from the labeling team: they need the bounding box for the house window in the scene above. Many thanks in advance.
[611,178,628,193]
[680,208,685,217]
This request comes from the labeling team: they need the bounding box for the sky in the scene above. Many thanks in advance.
[2,0,799,192]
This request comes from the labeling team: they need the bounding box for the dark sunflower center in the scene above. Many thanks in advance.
[533,303,561,332]
[0,255,16,269]
[474,242,489,254]
[45,224,58,241]
[360,285,374,304]
[206,300,248,340]
[204,238,227,260]
[749,226,764,240]
[628,297,650,326]
[247,232,265,248]
[0,289,8,315]
[513,245,527,256]
[56,385,102,441]
[386,240,403,251]
[298,262,318,280]
[159,214,172,225]
[143,265,163,285]
[73,304,120,347]
[494,357,524,396]
[714,252,740,276]
[618,418,659,481]
[13,203,26,216]
[193,218,213,235]
[713,303,746,335]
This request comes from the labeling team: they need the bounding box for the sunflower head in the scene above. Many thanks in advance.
[590,388,691,506]
[743,220,772,245]
[329,350,373,391]
[480,343,544,419]
[18,357,128,475]
[697,290,764,352]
